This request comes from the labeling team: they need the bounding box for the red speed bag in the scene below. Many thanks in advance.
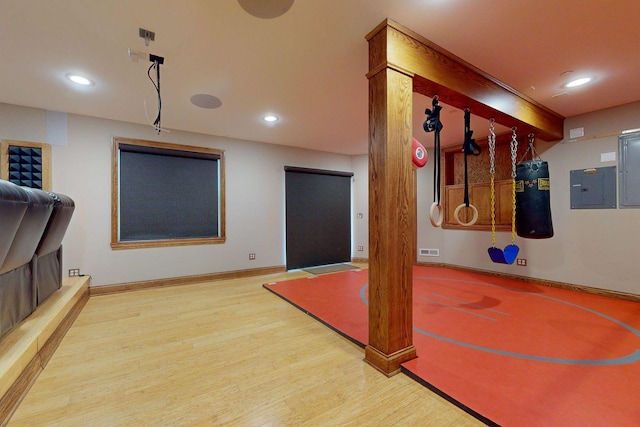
[412,137,428,168]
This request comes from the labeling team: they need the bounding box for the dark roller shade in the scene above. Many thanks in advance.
[285,167,352,270]
[119,149,220,241]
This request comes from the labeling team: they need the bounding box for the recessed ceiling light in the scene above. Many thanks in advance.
[263,115,279,122]
[66,73,93,86]
[564,77,592,88]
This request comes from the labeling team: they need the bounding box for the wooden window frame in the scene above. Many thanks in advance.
[111,137,226,250]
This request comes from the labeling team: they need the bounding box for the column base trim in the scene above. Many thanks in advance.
[364,344,417,377]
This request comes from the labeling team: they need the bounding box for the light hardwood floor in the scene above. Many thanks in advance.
[8,271,485,426]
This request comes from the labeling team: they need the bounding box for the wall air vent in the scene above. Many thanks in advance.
[419,248,440,257]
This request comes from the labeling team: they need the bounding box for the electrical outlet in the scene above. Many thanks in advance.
[249,253,256,260]
[357,245,364,251]
[68,268,80,277]
[516,258,527,266]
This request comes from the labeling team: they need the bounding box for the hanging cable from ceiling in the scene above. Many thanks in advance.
[136,28,166,133]
[147,54,164,134]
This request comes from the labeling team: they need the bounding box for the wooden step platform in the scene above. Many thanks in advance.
[0,276,90,426]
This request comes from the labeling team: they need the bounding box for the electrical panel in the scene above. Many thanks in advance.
[570,166,616,209]
[619,132,640,208]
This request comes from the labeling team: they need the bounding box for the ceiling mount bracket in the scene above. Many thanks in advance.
[139,28,155,46]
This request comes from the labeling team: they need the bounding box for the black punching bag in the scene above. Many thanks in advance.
[515,160,554,238]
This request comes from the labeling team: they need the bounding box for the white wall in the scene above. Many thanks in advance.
[4,100,638,295]
[0,103,361,287]
[351,154,369,258]
[417,101,640,295]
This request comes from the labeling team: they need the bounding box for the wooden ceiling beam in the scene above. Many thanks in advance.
[367,19,565,141]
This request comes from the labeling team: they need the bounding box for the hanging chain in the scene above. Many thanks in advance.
[489,119,496,246]
[488,120,496,176]
[528,133,536,161]
[518,133,539,163]
[511,128,518,179]
[510,127,518,243]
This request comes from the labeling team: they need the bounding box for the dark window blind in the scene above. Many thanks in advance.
[119,146,220,241]
[285,167,352,270]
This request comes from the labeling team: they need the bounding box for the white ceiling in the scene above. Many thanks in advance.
[1,0,640,155]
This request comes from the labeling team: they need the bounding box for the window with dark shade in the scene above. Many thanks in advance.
[111,137,225,249]
[284,166,353,270]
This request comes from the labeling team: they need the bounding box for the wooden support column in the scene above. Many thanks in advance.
[363,19,564,377]
[364,25,417,376]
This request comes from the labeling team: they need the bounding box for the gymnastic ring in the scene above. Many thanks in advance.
[429,202,443,227]
[453,203,478,227]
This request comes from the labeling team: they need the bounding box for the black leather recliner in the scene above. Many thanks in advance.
[34,192,75,305]
[0,179,75,339]
[0,180,29,271]
[1,187,54,274]
[0,181,33,337]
